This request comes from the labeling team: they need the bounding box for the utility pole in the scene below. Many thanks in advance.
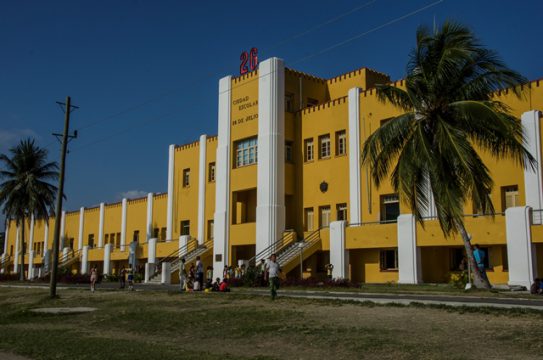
[50,96,78,298]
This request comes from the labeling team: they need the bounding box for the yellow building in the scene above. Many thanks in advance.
[2,57,543,288]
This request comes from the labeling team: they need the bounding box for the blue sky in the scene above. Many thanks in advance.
[1,0,542,230]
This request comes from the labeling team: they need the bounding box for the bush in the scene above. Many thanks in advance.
[0,273,20,282]
[448,271,468,289]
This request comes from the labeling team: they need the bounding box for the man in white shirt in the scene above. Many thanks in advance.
[266,254,281,300]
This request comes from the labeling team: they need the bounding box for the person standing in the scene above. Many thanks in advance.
[119,266,126,289]
[266,254,281,300]
[90,266,98,293]
[179,258,187,292]
[195,256,204,291]
[472,244,490,285]
[127,266,134,291]
[325,264,334,280]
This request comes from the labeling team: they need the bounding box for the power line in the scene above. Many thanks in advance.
[59,0,444,152]
[290,0,444,65]
[267,0,379,50]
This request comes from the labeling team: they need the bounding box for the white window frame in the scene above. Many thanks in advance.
[319,135,331,159]
[235,137,258,168]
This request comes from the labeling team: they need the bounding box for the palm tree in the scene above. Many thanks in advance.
[361,21,535,289]
[0,139,59,280]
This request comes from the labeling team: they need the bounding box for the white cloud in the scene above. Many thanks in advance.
[118,190,147,200]
[0,128,40,153]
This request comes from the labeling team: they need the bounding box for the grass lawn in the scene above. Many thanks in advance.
[0,287,542,360]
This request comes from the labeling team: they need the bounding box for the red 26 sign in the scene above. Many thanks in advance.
[240,48,258,75]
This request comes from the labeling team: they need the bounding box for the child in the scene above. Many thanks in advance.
[212,277,221,292]
[219,278,230,292]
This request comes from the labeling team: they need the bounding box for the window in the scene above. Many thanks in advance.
[337,203,347,221]
[319,206,331,228]
[88,234,95,248]
[304,208,314,231]
[335,130,347,156]
[133,231,140,243]
[207,220,214,240]
[153,228,159,238]
[110,233,115,246]
[449,248,465,271]
[319,134,331,159]
[105,234,109,244]
[69,238,74,249]
[285,141,293,163]
[116,233,121,248]
[208,162,216,182]
[235,137,258,168]
[160,227,166,241]
[182,168,190,187]
[380,249,398,270]
[501,185,519,212]
[380,194,400,223]
[180,220,190,236]
[285,92,295,112]
[304,138,314,162]
[10,245,13,256]
[307,97,319,107]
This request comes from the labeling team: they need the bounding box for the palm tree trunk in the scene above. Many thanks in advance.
[19,216,25,281]
[455,220,491,289]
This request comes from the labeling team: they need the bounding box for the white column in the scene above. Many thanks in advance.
[3,220,9,255]
[166,144,175,241]
[62,247,70,261]
[81,245,89,275]
[506,206,537,288]
[146,193,154,242]
[522,110,543,215]
[98,203,105,247]
[13,225,20,273]
[348,87,362,224]
[103,243,112,275]
[161,262,172,284]
[213,75,232,280]
[43,220,49,252]
[29,215,35,255]
[330,221,349,279]
[256,57,285,256]
[60,210,66,250]
[148,238,157,264]
[398,214,421,284]
[78,207,84,250]
[120,198,127,251]
[27,250,34,279]
[197,134,207,245]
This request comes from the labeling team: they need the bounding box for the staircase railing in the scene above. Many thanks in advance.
[56,248,83,268]
[0,255,11,271]
[149,238,214,281]
[278,229,321,265]
[248,229,297,266]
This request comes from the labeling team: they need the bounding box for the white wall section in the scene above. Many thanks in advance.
[506,206,537,289]
[256,57,285,256]
[348,87,362,224]
[197,134,207,245]
[166,144,176,241]
[213,75,233,280]
[398,214,421,284]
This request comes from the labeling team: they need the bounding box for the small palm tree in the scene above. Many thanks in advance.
[0,139,59,280]
[362,21,535,289]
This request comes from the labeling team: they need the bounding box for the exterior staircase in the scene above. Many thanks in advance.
[147,238,213,284]
[42,249,82,277]
[0,255,11,273]
[248,229,322,276]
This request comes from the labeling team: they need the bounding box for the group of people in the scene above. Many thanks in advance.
[179,256,226,292]
[222,264,247,280]
[118,266,135,291]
